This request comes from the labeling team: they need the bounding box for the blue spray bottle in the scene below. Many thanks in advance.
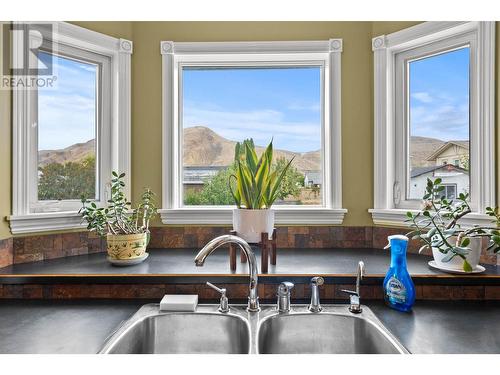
[383,235,415,312]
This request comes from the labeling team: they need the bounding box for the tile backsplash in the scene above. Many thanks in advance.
[0,225,497,267]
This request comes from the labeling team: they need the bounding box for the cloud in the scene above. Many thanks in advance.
[36,55,98,150]
[183,104,321,153]
[411,103,469,141]
[287,102,321,112]
[411,92,433,103]
[38,92,95,150]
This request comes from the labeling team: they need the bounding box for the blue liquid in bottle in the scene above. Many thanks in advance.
[383,235,415,312]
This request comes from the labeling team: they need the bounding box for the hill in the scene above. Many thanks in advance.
[38,139,95,167]
[183,126,320,173]
[37,128,447,172]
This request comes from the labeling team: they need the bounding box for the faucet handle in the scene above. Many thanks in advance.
[206,281,225,295]
[340,289,358,296]
[206,282,229,313]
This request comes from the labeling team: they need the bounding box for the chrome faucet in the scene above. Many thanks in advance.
[195,235,260,312]
[308,276,324,312]
[276,282,294,313]
[341,261,365,313]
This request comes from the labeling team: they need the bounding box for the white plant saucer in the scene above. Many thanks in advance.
[428,260,485,275]
[107,253,149,267]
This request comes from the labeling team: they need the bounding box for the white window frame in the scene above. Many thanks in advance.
[370,21,495,227]
[160,40,346,225]
[10,22,133,234]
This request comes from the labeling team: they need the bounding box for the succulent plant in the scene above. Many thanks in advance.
[229,139,294,209]
[79,171,158,236]
[406,178,500,271]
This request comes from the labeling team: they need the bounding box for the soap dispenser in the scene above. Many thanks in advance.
[383,235,415,312]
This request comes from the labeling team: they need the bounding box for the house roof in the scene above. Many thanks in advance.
[426,140,469,161]
[410,164,469,178]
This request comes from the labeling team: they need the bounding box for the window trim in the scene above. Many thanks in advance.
[369,21,495,228]
[10,22,133,234]
[160,40,346,225]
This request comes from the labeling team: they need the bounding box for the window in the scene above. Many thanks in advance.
[10,22,132,234]
[161,40,346,224]
[371,22,495,227]
[181,66,322,207]
[403,46,470,202]
[34,47,110,211]
[440,184,457,200]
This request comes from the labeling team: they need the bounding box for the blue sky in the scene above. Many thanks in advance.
[38,52,96,150]
[409,47,470,141]
[38,49,469,152]
[182,67,321,153]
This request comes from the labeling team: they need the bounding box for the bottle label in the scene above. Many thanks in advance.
[386,277,407,304]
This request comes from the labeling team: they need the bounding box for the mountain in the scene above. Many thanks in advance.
[38,139,95,167]
[409,136,445,167]
[183,126,320,173]
[36,128,448,172]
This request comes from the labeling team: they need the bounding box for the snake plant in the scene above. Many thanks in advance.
[229,139,294,209]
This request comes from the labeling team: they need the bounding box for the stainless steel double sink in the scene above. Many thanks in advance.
[99,303,409,354]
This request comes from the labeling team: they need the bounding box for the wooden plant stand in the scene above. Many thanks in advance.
[229,229,277,273]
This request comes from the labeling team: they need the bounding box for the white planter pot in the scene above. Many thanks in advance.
[232,209,275,243]
[432,237,482,271]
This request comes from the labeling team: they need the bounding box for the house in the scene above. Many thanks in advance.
[183,165,226,191]
[304,170,322,187]
[409,164,469,200]
[426,140,469,167]
[409,140,470,199]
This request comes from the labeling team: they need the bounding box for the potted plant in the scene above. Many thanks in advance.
[229,139,293,243]
[80,171,158,263]
[406,178,500,272]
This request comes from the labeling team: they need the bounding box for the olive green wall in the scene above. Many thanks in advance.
[0,87,10,240]
[1,21,498,238]
[0,26,11,240]
[71,21,133,40]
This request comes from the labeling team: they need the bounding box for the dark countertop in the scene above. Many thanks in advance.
[1,248,499,284]
[1,299,499,354]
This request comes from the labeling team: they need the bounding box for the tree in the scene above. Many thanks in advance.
[38,156,96,200]
[184,157,305,206]
[460,154,470,171]
[184,165,236,205]
[273,157,304,201]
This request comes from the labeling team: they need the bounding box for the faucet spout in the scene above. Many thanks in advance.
[194,235,260,312]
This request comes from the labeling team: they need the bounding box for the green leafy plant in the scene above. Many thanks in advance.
[184,157,304,206]
[406,178,500,271]
[229,139,294,209]
[79,171,158,237]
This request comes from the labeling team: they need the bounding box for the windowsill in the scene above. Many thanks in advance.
[8,212,86,235]
[159,207,348,225]
[369,208,495,228]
